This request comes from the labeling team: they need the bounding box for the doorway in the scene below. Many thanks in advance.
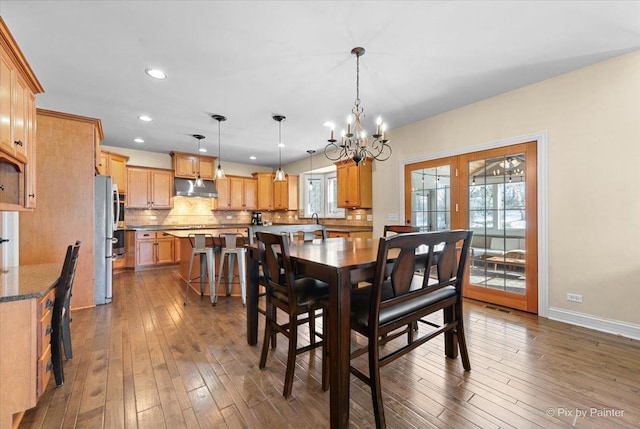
[404,141,538,313]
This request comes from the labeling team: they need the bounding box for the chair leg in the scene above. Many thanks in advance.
[227,254,235,296]
[237,251,247,307]
[61,310,73,360]
[443,306,458,359]
[208,251,216,306]
[259,300,274,369]
[217,251,227,298]
[51,328,64,387]
[309,309,316,345]
[456,303,471,371]
[185,252,196,305]
[283,314,298,398]
[368,339,385,429]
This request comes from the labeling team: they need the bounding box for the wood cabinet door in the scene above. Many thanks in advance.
[243,178,257,210]
[136,239,156,266]
[255,173,274,210]
[336,163,349,207]
[215,177,230,209]
[97,152,108,175]
[199,158,215,180]
[110,155,127,193]
[174,154,198,178]
[13,74,27,160]
[230,177,244,209]
[25,92,36,208]
[156,235,175,264]
[0,53,13,156]
[151,170,173,208]
[127,168,150,208]
[273,180,288,210]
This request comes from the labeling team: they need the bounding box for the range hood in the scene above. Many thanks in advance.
[174,178,218,198]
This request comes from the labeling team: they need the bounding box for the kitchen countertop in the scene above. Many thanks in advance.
[322,226,373,233]
[127,224,372,233]
[0,263,60,302]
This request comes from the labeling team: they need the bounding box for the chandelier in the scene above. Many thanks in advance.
[273,115,287,182]
[192,134,206,187]
[212,114,227,180]
[324,47,391,166]
[493,157,524,182]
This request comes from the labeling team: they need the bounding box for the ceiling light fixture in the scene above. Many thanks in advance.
[249,156,256,160]
[273,115,287,182]
[138,115,153,122]
[325,47,391,166]
[307,149,315,191]
[212,114,227,180]
[192,134,206,188]
[134,137,144,143]
[145,68,167,79]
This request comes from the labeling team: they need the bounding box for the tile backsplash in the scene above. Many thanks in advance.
[125,196,372,227]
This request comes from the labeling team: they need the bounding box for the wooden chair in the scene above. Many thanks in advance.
[256,231,330,397]
[383,224,419,236]
[349,230,473,428]
[51,240,81,387]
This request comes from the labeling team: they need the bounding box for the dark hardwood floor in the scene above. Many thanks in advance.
[20,267,640,428]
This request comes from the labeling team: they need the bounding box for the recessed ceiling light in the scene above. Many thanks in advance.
[134,138,144,143]
[138,115,153,122]
[278,143,285,148]
[249,156,256,160]
[199,148,207,153]
[145,68,167,79]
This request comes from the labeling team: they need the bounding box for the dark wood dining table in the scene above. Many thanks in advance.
[246,237,380,429]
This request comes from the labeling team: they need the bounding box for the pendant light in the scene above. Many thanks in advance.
[307,149,315,190]
[212,114,227,179]
[273,115,286,182]
[192,134,206,188]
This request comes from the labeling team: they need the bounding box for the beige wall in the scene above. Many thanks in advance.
[373,50,640,325]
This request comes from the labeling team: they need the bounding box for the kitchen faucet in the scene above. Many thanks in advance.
[311,212,319,224]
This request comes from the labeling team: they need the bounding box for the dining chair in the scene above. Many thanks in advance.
[349,230,473,428]
[51,240,81,387]
[256,231,330,397]
[383,224,419,236]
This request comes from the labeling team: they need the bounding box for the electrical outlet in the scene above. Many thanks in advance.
[367,214,373,221]
[150,215,157,220]
[347,215,353,220]
[567,293,583,303]
[388,213,398,221]
[355,215,362,220]
[226,215,232,219]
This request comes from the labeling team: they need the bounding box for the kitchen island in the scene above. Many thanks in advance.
[0,264,60,429]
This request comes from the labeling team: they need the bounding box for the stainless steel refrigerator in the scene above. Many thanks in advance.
[95,175,117,305]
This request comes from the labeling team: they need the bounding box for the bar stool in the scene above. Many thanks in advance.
[217,233,247,306]
[184,233,217,305]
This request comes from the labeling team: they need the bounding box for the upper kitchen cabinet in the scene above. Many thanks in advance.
[214,175,257,210]
[253,172,297,211]
[335,159,372,209]
[97,150,129,193]
[0,18,44,210]
[171,151,216,181]
[126,166,173,209]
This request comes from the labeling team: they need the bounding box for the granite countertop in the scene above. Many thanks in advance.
[126,224,252,231]
[322,226,373,233]
[0,263,60,302]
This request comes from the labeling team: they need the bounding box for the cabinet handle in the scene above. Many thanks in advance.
[45,325,53,335]
[14,140,23,146]
[143,233,150,237]
[46,361,53,372]
[45,298,53,309]
[28,193,35,198]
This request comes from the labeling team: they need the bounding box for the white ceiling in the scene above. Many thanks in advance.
[2,1,639,168]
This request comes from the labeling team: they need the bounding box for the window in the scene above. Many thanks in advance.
[301,171,345,218]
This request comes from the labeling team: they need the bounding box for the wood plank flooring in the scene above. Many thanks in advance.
[19,267,640,428]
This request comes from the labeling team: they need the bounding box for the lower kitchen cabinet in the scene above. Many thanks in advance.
[326,230,372,239]
[135,231,177,268]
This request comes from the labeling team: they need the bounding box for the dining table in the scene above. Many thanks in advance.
[246,236,381,429]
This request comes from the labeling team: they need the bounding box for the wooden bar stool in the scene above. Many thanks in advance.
[217,233,247,306]
[184,233,217,305]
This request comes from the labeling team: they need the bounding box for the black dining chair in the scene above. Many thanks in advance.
[349,230,473,428]
[256,231,330,397]
[51,240,81,387]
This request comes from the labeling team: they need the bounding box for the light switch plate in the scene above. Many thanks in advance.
[355,215,361,220]
[367,215,373,221]
[388,213,398,221]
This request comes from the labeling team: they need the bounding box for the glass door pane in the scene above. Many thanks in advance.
[410,165,451,231]
[468,153,527,295]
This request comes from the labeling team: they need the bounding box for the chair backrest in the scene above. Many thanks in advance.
[383,224,419,237]
[368,230,473,329]
[250,224,326,244]
[220,233,244,250]
[189,233,214,251]
[255,231,297,308]
[54,241,81,323]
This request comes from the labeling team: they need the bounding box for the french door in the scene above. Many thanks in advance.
[404,142,538,313]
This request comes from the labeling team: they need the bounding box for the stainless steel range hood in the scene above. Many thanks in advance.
[174,178,218,198]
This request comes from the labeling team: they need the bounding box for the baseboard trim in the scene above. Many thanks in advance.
[548,307,640,340]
